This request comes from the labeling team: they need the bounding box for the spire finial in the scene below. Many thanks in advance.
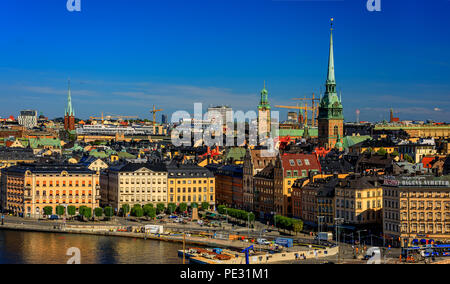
[326,18,336,86]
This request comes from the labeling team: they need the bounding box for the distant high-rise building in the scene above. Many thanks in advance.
[18,110,38,129]
[161,114,168,124]
[258,82,271,138]
[207,106,233,127]
[287,111,298,122]
[318,19,344,149]
[64,80,76,131]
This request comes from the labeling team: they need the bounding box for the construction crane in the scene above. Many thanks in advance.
[292,93,320,127]
[275,105,314,127]
[150,105,163,135]
[241,245,254,264]
[89,112,105,124]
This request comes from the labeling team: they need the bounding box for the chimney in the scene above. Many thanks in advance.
[308,170,315,183]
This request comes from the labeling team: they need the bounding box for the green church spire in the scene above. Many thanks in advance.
[258,81,271,109]
[327,18,336,85]
[66,79,75,117]
[319,18,343,120]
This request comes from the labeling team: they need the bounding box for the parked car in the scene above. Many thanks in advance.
[257,238,271,245]
[48,215,59,220]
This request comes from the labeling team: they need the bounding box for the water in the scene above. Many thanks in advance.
[0,230,184,264]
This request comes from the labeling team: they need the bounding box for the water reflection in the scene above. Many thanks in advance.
[0,230,184,264]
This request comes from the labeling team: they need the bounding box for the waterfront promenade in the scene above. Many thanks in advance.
[0,216,294,251]
[0,215,337,263]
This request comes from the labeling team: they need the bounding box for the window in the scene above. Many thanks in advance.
[289,160,295,166]
[297,159,302,166]
[304,159,310,166]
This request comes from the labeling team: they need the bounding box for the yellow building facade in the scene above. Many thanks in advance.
[1,164,100,218]
[382,175,450,246]
[335,175,383,225]
[167,164,215,208]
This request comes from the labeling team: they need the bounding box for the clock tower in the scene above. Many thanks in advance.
[258,82,271,140]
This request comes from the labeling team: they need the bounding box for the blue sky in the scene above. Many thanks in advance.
[0,0,449,122]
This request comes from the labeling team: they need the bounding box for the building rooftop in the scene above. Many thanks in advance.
[109,162,167,173]
[167,162,214,178]
[2,163,94,174]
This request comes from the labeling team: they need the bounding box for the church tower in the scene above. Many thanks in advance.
[318,19,344,149]
[258,82,271,139]
[64,80,76,131]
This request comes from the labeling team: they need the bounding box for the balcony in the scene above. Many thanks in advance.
[96,195,101,200]
[24,195,32,200]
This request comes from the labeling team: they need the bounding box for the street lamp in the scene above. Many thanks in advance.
[272,212,276,228]
[259,229,266,252]
[225,208,228,224]
[334,217,344,264]
[357,229,367,247]
[317,216,325,234]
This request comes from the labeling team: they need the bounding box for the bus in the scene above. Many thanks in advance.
[401,244,450,262]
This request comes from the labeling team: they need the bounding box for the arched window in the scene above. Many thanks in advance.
[334,126,339,136]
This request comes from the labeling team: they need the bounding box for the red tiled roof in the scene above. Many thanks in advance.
[280,153,321,176]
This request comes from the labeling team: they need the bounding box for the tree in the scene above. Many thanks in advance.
[94,208,103,219]
[217,205,226,215]
[80,207,92,220]
[55,206,65,217]
[104,207,114,218]
[391,150,399,157]
[248,212,255,222]
[130,204,141,216]
[156,203,165,214]
[292,219,303,235]
[377,147,387,155]
[167,203,176,214]
[67,206,76,218]
[178,203,187,213]
[43,206,53,216]
[143,204,153,217]
[133,207,144,218]
[144,206,156,219]
[121,204,130,217]
[201,202,210,211]
[190,202,198,209]
[404,154,414,163]
[79,206,86,217]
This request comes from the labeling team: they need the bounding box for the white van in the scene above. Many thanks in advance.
[257,238,271,245]
[364,247,381,261]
